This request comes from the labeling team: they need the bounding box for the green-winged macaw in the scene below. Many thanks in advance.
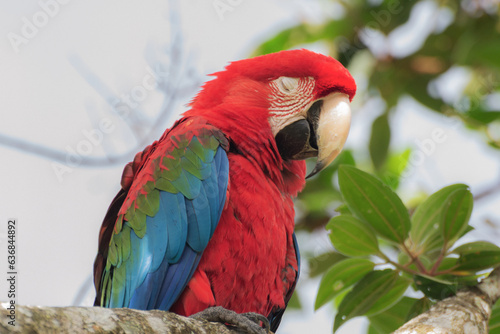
[94,49,356,332]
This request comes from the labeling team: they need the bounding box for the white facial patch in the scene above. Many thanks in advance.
[268,76,315,135]
[268,76,315,118]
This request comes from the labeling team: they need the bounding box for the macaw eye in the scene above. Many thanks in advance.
[277,77,299,93]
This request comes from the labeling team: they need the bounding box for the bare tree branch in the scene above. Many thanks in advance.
[71,274,94,307]
[2,269,499,333]
[0,133,130,167]
[474,177,500,202]
[0,0,203,170]
[0,305,263,334]
[394,266,500,334]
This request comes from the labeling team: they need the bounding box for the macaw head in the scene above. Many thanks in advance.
[187,49,356,179]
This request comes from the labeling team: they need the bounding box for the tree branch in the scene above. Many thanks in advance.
[0,305,261,334]
[474,177,500,202]
[2,268,499,334]
[394,266,500,334]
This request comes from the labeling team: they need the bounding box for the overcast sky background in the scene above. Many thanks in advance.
[1,1,499,333]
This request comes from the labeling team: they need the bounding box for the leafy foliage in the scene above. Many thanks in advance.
[314,166,500,332]
[369,114,391,171]
[315,258,374,310]
[338,165,411,244]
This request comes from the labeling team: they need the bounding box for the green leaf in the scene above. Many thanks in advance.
[490,303,500,334]
[446,273,484,286]
[455,251,500,271]
[365,275,411,316]
[414,275,458,300]
[406,297,433,321]
[338,165,410,244]
[333,287,351,309]
[422,236,446,261]
[440,188,473,246]
[327,215,380,257]
[315,258,375,310]
[382,148,412,190]
[367,324,383,334]
[308,251,347,278]
[460,225,475,238]
[436,257,458,272]
[334,270,398,332]
[368,297,418,334]
[369,114,391,170]
[452,241,500,255]
[466,107,500,125]
[410,184,469,254]
[414,273,457,285]
[335,204,352,215]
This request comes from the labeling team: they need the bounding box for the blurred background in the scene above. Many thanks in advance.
[1,0,499,333]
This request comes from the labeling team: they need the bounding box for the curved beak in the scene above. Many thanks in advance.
[274,92,351,178]
[307,93,351,178]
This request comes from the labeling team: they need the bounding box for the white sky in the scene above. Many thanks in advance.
[0,1,499,334]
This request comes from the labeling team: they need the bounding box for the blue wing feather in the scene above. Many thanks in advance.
[106,145,229,311]
[157,247,201,310]
[209,149,229,234]
[164,192,188,263]
[186,197,210,252]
